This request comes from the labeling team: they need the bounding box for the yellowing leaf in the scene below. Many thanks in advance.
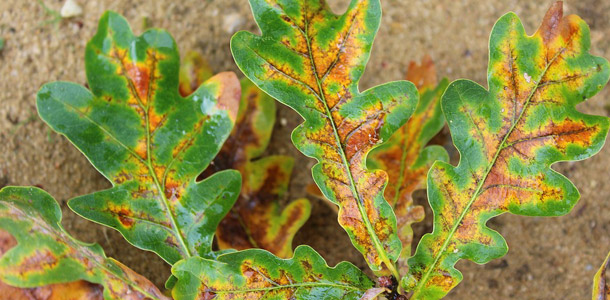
[37,12,242,264]
[207,77,311,258]
[171,245,374,300]
[405,3,610,298]
[0,230,104,300]
[231,0,417,276]
[216,155,311,258]
[0,281,103,300]
[594,251,610,300]
[368,56,449,271]
[0,187,169,300]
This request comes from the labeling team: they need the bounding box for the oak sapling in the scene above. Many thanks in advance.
[0,1,608,300]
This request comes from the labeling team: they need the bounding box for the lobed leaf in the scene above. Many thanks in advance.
[405,2,610,298]
[207,77,311,258]
[171,245,373,300]
[0,186,169,300]
[36,11,242,264]
[594,251,610,300]
[216,155,311,258]
[0,229,105,300]
[231,0,417,275]
[368,56,449,271]
[212,77,277,166]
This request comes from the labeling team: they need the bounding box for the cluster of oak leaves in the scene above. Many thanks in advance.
[0,1,609,300]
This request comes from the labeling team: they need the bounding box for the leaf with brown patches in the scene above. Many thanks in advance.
[203,76,310,258]
[0,279,103,300]
[368,56,449,271]
[0,229,104,300]
[216,155,311,258]
[171,245,373,300]
[0,186,169,300]
[231,0,417,276]
[36,11,242,265]
[594,251,610,300]
[404,3,610,298]
[359,287,388,300]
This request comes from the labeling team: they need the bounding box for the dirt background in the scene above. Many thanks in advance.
[0,0,609,299]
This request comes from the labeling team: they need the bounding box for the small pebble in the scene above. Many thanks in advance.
[60,0,83,18]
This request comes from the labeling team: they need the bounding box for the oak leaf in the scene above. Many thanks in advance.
[37,11,241,264]
[594,252,610,300]
[404,2,610,298]
[231,0,417,276]
[0,187,169,300]
[171,245,373,300]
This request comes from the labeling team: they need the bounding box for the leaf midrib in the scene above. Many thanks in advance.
[213,281,366,294]
[412,40,566,296]
[110,44,192,259]
[295,8,399,277]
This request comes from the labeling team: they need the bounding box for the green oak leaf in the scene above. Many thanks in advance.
[0,186,169,300]
[404,3,610,298]
[171,245,374,300]
[36,11,242,265]
[231,0,417,276]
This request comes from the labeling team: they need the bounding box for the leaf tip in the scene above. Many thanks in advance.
[210,71,241,123]
[406,55,438,90]
[594,251,610,300]
[537,1,564,45]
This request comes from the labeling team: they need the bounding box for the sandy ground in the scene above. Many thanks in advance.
[1,0,609,299]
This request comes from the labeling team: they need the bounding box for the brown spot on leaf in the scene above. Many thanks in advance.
[125,63,151,102]
[107,203,135,228]
[211,72,240,122]
[112,171,133,185]
[19,249,59,273]
[0,280,104,300]
[0,230,17,254]
[164,236,180,250]
[537,1,563,47]
[199,290,216,300]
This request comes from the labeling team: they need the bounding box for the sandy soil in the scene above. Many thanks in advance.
[0,0,609,299]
